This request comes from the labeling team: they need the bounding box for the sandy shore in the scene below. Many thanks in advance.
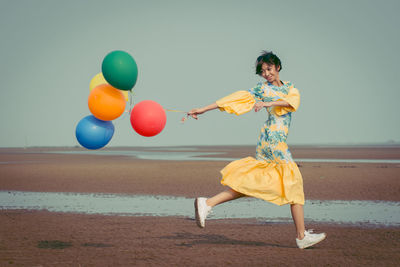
[1,146,399,266]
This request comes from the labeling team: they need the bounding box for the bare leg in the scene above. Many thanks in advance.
[290,204,306,239]
[206,188,244,207]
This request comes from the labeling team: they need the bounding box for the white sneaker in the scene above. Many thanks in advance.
[194,197,212,228]
[296,229,326,249]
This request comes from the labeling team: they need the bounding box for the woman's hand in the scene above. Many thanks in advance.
[254,100,290,112]
[188,108,205,120]
[187,103,218,120]
[253,102,271,112]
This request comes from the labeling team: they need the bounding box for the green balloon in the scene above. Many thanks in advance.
[101,50,138,91]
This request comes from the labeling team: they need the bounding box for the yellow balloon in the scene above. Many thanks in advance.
[89,72,129,101]
[123,90,129,102]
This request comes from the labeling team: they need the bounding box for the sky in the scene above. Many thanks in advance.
[0,0,399,147]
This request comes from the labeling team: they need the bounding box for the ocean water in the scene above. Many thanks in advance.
[46,150,400,163]
[1,191,399,226]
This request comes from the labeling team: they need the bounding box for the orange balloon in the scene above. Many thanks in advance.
[88,84,126,121]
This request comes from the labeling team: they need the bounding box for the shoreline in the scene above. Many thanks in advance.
[1,145,400,160]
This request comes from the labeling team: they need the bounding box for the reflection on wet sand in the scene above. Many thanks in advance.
[1,191,399,226]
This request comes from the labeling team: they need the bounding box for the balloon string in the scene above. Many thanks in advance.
[165,109,187,113]
[164,109,190,123]
[128,90,134,115]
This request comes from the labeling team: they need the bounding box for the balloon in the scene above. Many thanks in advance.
[122,90,129,102]
[89,72,107,91]
[88,84,126,121]
[75,115,114,150]
[130,100,167,137]
[102,50,138,91]
[89,72,129,101]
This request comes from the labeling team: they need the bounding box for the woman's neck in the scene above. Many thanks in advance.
[266,80,283,87]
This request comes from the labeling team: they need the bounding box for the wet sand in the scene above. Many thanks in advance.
[1,146,399,201]
[1,146,400,266]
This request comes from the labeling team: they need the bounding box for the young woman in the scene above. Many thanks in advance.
[188,51,326,249]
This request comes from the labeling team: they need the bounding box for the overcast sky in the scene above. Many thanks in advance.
[0,0,399,147]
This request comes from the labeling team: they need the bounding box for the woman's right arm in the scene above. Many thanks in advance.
[188,89,258,119]
[188,103,218,120]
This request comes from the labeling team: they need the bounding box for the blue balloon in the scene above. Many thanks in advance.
[75,115,115,150]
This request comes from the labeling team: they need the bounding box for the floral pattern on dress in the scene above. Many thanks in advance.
[248,81,299,163]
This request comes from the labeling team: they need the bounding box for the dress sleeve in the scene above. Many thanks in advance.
[274,83,300,116]
[216,90,255,115]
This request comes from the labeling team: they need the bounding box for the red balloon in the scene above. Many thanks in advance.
[130,100,167,137]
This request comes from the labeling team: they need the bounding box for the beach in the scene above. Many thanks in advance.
[1,146,400,266]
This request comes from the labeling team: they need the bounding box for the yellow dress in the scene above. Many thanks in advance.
[216,81,304,206]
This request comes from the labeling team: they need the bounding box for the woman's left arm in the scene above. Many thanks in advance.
[253,100,290,112]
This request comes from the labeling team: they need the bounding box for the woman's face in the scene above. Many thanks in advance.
[260,63,280,84]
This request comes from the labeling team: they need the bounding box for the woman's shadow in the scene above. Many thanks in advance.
[160,231,294,248]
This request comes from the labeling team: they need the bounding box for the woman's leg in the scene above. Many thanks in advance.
[195,188,243,228]
[206,188,244,207]
[291,203,327,248]
[290,204,306,239]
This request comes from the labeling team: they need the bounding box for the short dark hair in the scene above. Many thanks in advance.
[255,51,282,75]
